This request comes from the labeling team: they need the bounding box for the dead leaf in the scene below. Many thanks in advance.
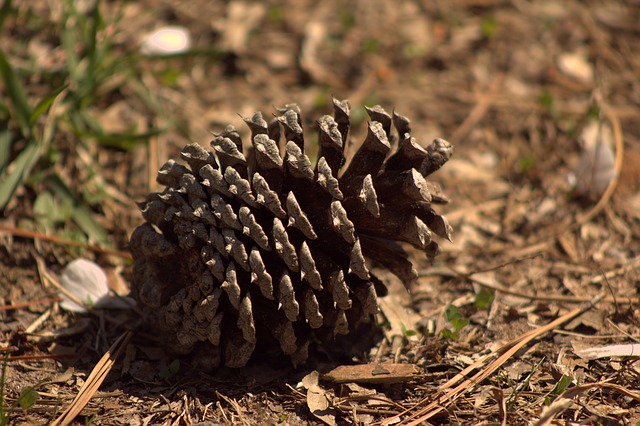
[376,269,421,342]
[301,371,336,426]
[556,51,594,84]
[47,368,76,385]
[103,265,130,296]
[343,382,376,397]
[565,310,604,332]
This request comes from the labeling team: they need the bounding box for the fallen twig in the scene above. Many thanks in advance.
[0,223,132,259]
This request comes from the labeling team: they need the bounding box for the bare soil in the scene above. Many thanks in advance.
[2,0,640,424]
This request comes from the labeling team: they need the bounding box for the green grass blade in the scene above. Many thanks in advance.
[0,130,11,172]
[46,175,108,243]
[0,100,9,118]
[85,3,102,92]
[0,88,66,210]
[0,50,32,138]
[93,128,167,150]
[0,355,8,426]
[30,84,68,124]
[60,0,80,87]
[69,121,168,150]
[0,0,12,32]
[0,139,44,210]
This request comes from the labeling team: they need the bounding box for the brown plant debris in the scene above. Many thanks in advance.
[321,363,421,384]
[130,98,452,369]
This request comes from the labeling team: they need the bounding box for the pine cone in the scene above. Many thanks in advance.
[130,98,452,369]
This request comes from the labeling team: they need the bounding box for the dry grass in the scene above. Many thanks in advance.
[1,0,640,424]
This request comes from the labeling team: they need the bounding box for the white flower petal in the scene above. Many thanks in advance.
[60,258,109,313]
[141,26,191,55]
[571,121,616,197]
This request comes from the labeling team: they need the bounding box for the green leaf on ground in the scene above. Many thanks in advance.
[444,305,469,332]
[552,375,573,395]
[474,288,495,310]
[159,359,180,378]
[439,328,459,340]
[18,387,38,410]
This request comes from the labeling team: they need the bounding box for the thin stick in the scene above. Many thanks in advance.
[0,223,131,259]
[468,273,629,304]
[423,267,640,305]
[0,297,60,311]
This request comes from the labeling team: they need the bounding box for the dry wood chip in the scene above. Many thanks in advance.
[321,364,420,384]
